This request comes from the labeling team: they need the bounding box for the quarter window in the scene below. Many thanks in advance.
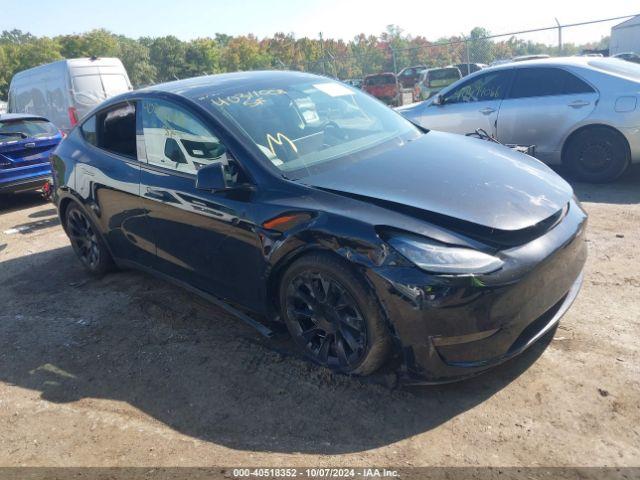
[508,68,594,99]
[80,116,97,146]
[140,99,241,183]
[443,71,512,104]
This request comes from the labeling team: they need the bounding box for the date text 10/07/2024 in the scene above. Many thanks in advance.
[231,468,400,478]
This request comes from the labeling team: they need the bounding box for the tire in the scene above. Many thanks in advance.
[279,252,392,376]
[563,126,629,183]
[65,203,114,276]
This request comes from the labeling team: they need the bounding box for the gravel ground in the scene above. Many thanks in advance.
[0,167,638,468]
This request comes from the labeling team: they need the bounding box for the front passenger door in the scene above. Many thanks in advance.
[418,69,514,137]
[138,98,264,307]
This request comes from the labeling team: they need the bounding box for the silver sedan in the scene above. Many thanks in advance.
[398,57,640,182]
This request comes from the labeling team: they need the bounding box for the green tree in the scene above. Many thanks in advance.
[57,29,119,58]
[118,37,157,87]
[220,35,271,71]
[148,36,188,81]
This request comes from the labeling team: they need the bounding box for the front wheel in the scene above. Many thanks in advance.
[563,126,629,183]
[65,203,114,276]
[279,253,392,376]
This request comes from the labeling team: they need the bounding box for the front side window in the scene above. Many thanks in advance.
[443,70,512,104]
[96,102,137,159]
[197,80,419,180]
[140,99,236,180]
[508,68,594,99]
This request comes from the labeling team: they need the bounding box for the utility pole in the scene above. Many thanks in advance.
[319,32,326,75]
[462,33,471,74]
[555,18,562,55]
[392,48,397,74]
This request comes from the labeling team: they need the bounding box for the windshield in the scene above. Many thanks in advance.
[198,79,420,179]
[590,58,640,81]
[0,119,58,142]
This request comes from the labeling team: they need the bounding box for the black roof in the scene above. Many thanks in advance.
[140,70,324,100]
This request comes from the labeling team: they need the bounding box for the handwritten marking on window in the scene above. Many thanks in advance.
[266,132,298,156]
[210,89,286,108]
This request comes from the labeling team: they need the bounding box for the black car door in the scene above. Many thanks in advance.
[137,97,265,310]
[75,102,155,266]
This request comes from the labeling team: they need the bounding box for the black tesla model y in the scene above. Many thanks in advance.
[51,71,587,384]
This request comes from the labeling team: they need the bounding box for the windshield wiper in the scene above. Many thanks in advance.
[0,132,28,139]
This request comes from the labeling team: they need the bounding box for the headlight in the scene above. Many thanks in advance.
[387,234,503,275]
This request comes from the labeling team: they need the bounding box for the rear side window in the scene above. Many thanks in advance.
[96,103,137,159]
[0,119,58,142]
[508,68,594,99]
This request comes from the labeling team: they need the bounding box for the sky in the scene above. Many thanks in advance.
[0,0,636,45]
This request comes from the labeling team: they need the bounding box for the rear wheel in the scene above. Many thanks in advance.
[279,252,391,376]
[563,126,629,183]
[65,204,113,276]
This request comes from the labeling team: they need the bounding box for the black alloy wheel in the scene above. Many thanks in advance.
[286,271,368,369]
[280,253,391,375]
[65,204,113,275]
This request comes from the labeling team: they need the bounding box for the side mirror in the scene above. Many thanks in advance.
[195,162,227,191]
[432,94,444,106]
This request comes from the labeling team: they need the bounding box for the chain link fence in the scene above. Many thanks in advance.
[283,14,635,79]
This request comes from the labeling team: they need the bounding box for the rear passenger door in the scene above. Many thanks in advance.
[75,102,154,265]
[496,67,598,162]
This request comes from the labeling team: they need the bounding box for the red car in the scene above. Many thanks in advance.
[362,73,400,106]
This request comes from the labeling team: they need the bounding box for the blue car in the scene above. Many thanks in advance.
[0,114,62,194]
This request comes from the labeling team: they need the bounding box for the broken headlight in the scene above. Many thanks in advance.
[386,234,503,275]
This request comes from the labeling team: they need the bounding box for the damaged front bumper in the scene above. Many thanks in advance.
[367,199,588,384]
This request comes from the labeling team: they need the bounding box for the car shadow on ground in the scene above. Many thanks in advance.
[6,216,60,234]
[560,164,640,205]
[0,246,553,454]
[0,192,48,214]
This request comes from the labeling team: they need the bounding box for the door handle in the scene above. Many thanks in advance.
[479,107,496,115]
[568,100,590,108]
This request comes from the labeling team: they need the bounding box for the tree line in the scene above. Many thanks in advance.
[0,26,608,99]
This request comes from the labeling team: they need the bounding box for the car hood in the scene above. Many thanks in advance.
[302,131,573,232]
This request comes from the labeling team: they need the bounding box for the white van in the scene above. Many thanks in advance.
[8,57,132,131]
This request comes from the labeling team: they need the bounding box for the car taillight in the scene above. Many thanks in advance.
[68,107,79,127]
[59,129,67,139]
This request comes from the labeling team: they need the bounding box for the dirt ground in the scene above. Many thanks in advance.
[0,167,639,469]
